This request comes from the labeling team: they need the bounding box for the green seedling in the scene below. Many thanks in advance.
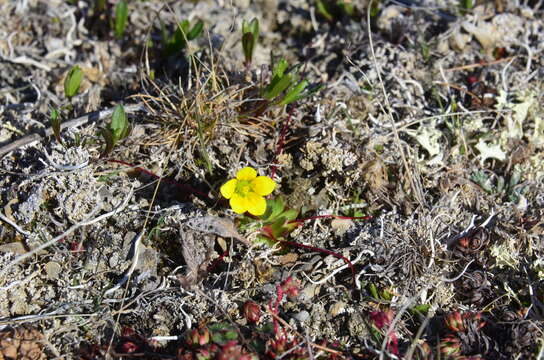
[262,58,321,107]
[114,0,128,39]
[50,108,62,146]
[368,283,394,301]
[64,65,83,100]
[242,18,259,67]
[316,0,357,22]
[51,65,85,145]
[411,304,431,315]
[419,39,431,63]
[459,0,474,12]
[100,104,130,157]
[163,19,204,56]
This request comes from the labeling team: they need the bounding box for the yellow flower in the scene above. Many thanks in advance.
[220,167,276,216]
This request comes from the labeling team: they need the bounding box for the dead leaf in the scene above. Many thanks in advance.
[178,229,216,289]
[184,216,250,245]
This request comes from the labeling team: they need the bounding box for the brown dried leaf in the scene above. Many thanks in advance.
[177,230,216,289]
[184,216,250,245]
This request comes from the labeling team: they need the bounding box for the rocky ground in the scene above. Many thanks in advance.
[0,0,543,359]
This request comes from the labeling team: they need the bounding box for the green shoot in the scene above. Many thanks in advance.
[262,58,321,107]
[316,0,334,21]
[114,0,129,39]
[241,18,259,66]
[50,108,63,146]
[316,0,358,21]
[100,104,130,157]
[64,65,83,100]
[459,0,474,10]
[164,19,204,56]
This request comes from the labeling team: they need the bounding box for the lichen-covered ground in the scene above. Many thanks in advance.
[1,0,543,359]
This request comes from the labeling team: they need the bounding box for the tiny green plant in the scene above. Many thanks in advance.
[64,65,83,100]
[50,108,62,146]
[162,19,204,56]
[50,65,84,146]
[459,0,474,12]
[262,58,321,107]
[241,18,259,67]
[100,104,131,157]
[316,0,357,22]
[114,0,129,39]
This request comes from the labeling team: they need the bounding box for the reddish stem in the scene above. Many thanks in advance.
[270,107,295,180]
[207,250,229,272]
[262,214,372,289]
[106,159,211,201]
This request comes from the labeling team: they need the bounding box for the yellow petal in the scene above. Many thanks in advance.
[251,176,276,196]
[230,193,249,214]
[246,192,267,216]
[236,167,257,181]
[220,179,237,199]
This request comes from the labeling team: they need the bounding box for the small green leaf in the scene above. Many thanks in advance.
[166,21,189,55]
[64,65,83,99]
[281,209,299,223]
[50,108,62,145]
[114,0,128,39]
[242,18,259,65]
[279,79,309,106]
[100,128,115,157]
[264,73,293,100]
[380,288,394,301]
[263,197,285,221]
[339,1,355,17]
[316,0,334,22]
[262,59,290,98]
[368,283,379,299]
[187,19,204,40]
[271,218,287,238]
[460,0,473,10]
[179,20,190,35]
[411,304,431,315]
[242,32,255,65]
[110,104,128,141]
[271,58,288,79]
[370,0,381,18]
[243,18,259,39]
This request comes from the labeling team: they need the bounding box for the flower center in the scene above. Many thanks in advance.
[235,180,252,197]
